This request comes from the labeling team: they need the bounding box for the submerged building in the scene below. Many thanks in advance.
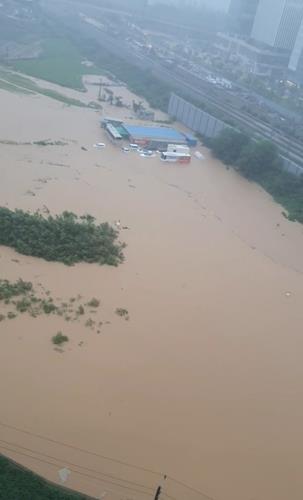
[101,119,197,150]
[122,124,192,150]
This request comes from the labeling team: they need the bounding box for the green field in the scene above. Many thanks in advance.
[0,67,100,108]
[0,77,33,95]
[13,39,101,90]
[0,454,89,500]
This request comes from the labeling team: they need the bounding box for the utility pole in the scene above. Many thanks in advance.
[98,78,103,101]
[154,475,167,500]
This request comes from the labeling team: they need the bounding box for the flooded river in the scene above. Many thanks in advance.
[0,79,303,500]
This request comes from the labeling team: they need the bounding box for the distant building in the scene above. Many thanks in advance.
[252,0,303,51]
[215,33,290,78]
[228,0,260,37]
[288,17,303,83]
[148,0,210,7]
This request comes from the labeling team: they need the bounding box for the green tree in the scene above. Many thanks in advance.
[237,140,281,180]
[0,208,125,266]
[208,128,303,223]
[211,128,250,165]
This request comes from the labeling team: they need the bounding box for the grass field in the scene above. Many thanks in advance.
[0,454,89,500]
[0,67,100,108]
[13,39,101,90]
[0,77,34,95]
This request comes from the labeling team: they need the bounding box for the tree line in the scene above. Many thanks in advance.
[0,209,125,265]
[209,128,303,223]
[0,455,86,500]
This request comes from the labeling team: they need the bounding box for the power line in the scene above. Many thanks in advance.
[162,495,178,500]
[0,444,152,498]
[0,421,217,500]
[0,448,142,500]
[0,421,162,476]
[0,438,154,494]
[166,475,216,500]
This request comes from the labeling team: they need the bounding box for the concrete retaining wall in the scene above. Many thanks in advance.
[168,93,227,139]
[168,93,303,176]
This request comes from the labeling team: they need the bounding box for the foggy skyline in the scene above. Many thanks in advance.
[150,0,231,11]
[202,0,230,10]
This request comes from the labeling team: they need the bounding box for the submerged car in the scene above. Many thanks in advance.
[129,143,139,150]
[140,150,155,158]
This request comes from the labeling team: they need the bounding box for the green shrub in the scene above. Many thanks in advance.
[42,301,57,314]
[87,298,100,308]
[85,318,95,328]
[7,312,17,319]
[115,308,129,319]
[77,305,85,315]
[15,298,33,313]
[52,332,69,345]
[0,279,32,301]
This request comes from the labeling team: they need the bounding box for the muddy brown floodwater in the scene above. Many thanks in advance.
[0,77,303,500]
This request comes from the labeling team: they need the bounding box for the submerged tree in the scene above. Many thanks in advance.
[0,208,125,266]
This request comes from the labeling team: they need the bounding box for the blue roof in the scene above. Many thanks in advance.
[184,133,196,140]
[122,125,186,142]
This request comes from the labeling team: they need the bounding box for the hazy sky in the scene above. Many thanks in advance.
[201,0,230,11]
[150,1,231,12]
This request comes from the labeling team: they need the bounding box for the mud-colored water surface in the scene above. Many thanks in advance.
[1,79,303,500]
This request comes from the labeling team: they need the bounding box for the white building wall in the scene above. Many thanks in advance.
[289,19,303,70]
[275,0,303,49]
[252,0,287,47]
[252,0,303,50]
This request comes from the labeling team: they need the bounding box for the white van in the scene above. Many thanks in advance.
[129,144,139,150]
[167,144,190,154]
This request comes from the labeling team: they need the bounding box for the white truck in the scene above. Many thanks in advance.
[167,144,190,154]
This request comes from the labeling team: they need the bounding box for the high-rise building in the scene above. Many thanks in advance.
[288,18,303,82]
[289,18,303,70]
[228,0,260,36]
[252,0,303,51]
